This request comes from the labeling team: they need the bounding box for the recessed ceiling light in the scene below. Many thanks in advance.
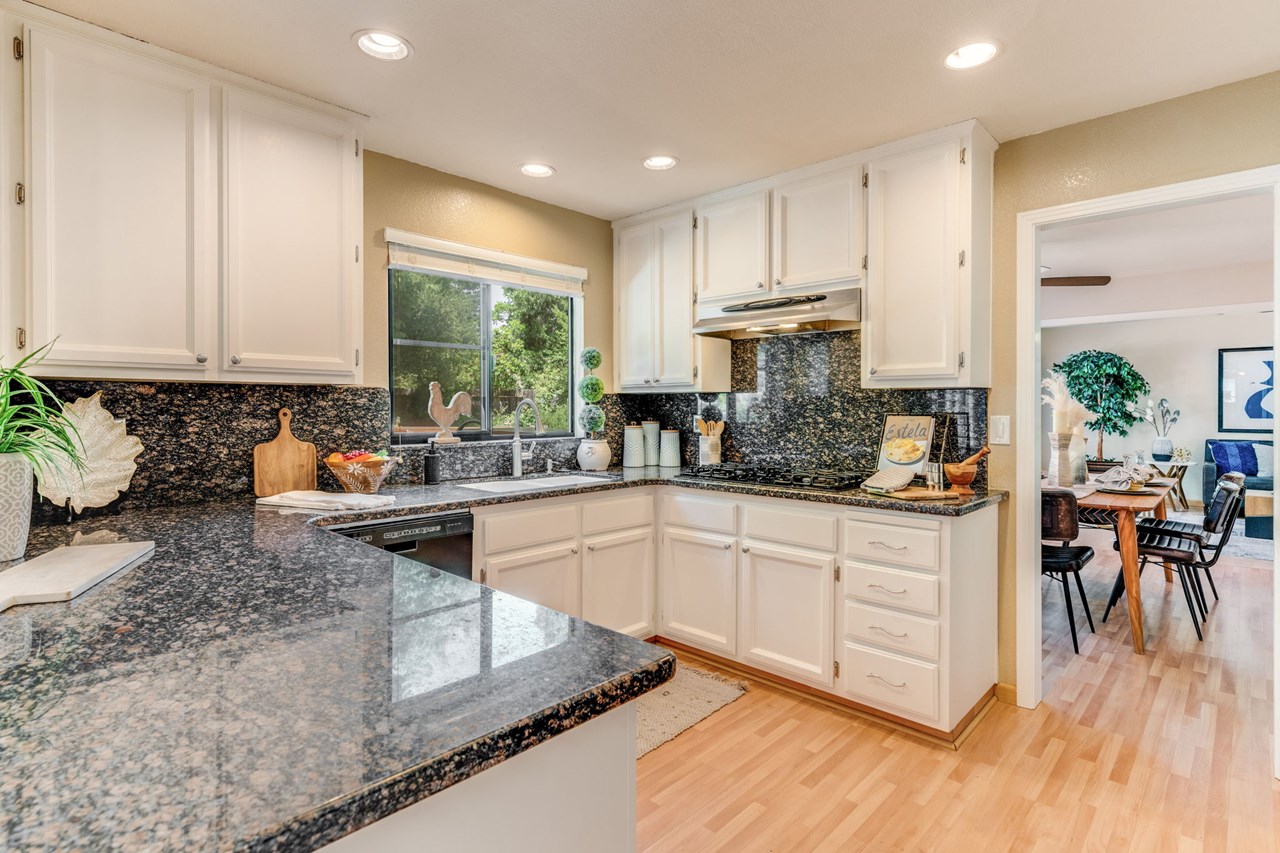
[944,41,999,70]
[643,155,679,171]
[354,30,412,61]
[520,163,556,178]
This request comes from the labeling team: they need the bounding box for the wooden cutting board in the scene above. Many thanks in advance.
[253,408,317,497]
[881,487,962,502]
[0,541,155,613]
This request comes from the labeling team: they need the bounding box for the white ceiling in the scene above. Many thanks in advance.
[32,0,1280,220]
[1039,193,1275,279]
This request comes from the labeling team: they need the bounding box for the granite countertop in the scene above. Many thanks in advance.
[0,500,674,852]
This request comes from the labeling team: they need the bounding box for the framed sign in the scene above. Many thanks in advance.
[878,415,935,474]
[1219,347,1274,433]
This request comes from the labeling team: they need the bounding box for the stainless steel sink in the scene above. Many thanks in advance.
[460,475,606,494]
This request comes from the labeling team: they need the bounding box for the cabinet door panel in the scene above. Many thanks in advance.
[655,212,694,386]
[27,26,214,373]
[224,88,357,377]
[771,168,863,290]
[583,529,655,637]
[864,142,960,380]
[485,543,581,617]
[740,542,834,686]
[616,221,655,388]
[694,191,769,303]
[660,529,736,654]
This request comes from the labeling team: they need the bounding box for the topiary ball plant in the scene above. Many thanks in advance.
[577,348,605,439]
[578,404,605,438]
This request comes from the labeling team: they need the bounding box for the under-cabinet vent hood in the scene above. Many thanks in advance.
[693,289,861,339]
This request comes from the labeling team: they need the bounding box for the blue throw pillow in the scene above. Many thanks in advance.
[1208,440,1259,476]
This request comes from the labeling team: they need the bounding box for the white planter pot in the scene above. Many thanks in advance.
[577,439,610,471]
[1151,437,1174,462]
[0,453,34,561]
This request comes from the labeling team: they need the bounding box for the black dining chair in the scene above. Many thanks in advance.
[1102,480,1242,641]
[1042,488,1096,654]
[1134,471,1244,608]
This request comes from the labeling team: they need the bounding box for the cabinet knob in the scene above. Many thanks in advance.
[652,378,659,385]
[230,355,242,365]
[722,542,732,550]
[587,545,596,552]
[571,547,579,555]
[741,546,750,553]
[195,353,208,364]
[643,378,652,384]
[755,281,765,289]
[774,279,782,287]
[868,367,877,376]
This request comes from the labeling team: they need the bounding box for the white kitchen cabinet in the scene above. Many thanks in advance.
[694,190,770,303]
[223,88,361,380]
[770,167,864,292]
[582,529,655,637]
[862,124,995,388]
[659,528,737,655]
[614,211,729,393]
[485,542,582,617]
[739,541,835,686]
[25,25,216,377]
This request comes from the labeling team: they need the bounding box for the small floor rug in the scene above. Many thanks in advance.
[635,664,747,757]
[1168,510,1273,561]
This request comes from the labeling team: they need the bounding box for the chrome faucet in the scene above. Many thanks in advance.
[511,398,545,478]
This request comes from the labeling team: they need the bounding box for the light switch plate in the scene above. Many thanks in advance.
[990,415,1010,445]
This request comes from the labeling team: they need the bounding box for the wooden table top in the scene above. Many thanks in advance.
[1075,480,1173,513]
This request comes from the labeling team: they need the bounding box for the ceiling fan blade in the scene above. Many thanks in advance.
[1041,275,1111,287]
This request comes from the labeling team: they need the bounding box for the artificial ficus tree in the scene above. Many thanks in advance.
[1052,350,1151,461]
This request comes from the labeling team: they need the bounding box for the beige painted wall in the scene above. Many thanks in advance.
[991,71,1280,686]
[362,151,614,389]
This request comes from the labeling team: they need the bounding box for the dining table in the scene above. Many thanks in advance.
[1074,479,1175,654]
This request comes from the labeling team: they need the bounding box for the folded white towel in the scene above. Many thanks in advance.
[1092,464,1158,489]
[256,490,396,511]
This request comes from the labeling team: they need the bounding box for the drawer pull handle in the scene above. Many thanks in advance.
[868,539,908,552]
[867,583,908,595]
[867,672,907,689]
[869,624,908,639]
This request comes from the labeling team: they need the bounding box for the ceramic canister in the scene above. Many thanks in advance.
[623,425,646,468]
[642,420,660,466]
[659,430,681,468]
[698,435,721,465]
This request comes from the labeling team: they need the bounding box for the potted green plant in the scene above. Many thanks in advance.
[1052,350,1150,462]
[1,344,82,559]
[576,347,609,471]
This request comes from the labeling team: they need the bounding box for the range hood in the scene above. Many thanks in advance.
[693,289,861,339]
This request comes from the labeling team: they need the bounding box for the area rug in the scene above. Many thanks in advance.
[635,664,747,757]
[1168,510,1274,561]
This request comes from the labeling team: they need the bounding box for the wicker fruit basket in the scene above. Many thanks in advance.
[324,456,399,494]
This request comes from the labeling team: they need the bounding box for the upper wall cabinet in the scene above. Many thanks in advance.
[862,125,995,388]
[223,89,360,379]
[694,190,770,303]
[615,210,729,393]
[8,11,363,383]
[770,167,864,292]
[26,25,216,377]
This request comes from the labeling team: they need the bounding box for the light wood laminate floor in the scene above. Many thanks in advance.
[637,530,1279,851]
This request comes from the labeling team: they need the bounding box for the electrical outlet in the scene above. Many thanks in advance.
[990,415,1011,445]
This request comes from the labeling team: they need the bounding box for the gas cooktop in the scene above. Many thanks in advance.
[678,463,865,492]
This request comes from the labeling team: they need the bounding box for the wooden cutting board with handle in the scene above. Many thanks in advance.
[254,408,317,497]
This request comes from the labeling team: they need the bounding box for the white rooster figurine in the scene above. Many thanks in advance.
[428,382,473,444]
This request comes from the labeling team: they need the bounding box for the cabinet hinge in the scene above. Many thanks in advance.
[835,565,841,582]
[12,37,22,61]
[14,183,24,205]
[355,245,360,262]
[692,292,698,305]
[861,172,868,189]
[480,567,487,584]
[355,348,360,367]
[354,139,360,157]
[959,351,966,369]
[861,254,867,271]
[960,146,967,165]
[958,250,966,268]
[16,327,26,350]
[692,211,698,229]
[693,365,698,380]
[834,661,840,678]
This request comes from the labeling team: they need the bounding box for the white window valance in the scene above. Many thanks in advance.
[383,228,587,297]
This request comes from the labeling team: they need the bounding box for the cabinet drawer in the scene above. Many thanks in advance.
[843,643,939,721]
[846,562,939,616]
[482,505,579,554]
[664,493,736,534]
[845,519,940,571]
[743,504,837,551]
[582,493,654,535]
[844,602,939,661]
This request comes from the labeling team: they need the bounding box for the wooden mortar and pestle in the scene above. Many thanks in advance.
[944,447,991,496]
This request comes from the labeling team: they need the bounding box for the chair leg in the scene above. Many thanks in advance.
[1103,569,1126,623]
[1187,566,1208,622]
[1060,573,1080,654]
[1176,568,1204,641]
[1072,570,1095,633]
[1202,566,1220,601]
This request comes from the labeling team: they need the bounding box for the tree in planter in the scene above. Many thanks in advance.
[1052,350,1150,461]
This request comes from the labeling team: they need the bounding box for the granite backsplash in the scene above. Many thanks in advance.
[32,330,986,520]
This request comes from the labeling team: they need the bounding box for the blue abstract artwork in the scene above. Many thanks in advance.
[1220,347,1275,433]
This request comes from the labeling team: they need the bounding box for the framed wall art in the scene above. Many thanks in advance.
[1218,346,1274,433]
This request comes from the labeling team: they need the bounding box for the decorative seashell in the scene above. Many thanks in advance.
[37,392,143,513]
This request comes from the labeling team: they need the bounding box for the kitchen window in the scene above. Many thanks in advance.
[384,230,586,443]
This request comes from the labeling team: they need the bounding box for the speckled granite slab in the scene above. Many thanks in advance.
[1,500,674,852]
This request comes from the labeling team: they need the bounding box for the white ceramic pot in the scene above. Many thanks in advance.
[0,453,34,561]
[577,439,611,472]
[1151,437,1173,462]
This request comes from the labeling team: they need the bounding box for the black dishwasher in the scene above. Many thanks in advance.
[330,512,473,580]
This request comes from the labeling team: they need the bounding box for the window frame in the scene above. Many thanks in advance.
[388,268,579,445]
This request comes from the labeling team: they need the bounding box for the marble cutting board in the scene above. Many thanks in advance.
[0,541,155,612]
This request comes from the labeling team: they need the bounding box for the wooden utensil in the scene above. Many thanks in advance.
[882,487,961,502]
[253,408,317,497]
[712,421,724,436]
[943,446,990,496]
[696,418,708,436]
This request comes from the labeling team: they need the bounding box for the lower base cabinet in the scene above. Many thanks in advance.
[582,529,655,637]
[659,528,737,655]
[740,541,834,687]
[485,543,581,617]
